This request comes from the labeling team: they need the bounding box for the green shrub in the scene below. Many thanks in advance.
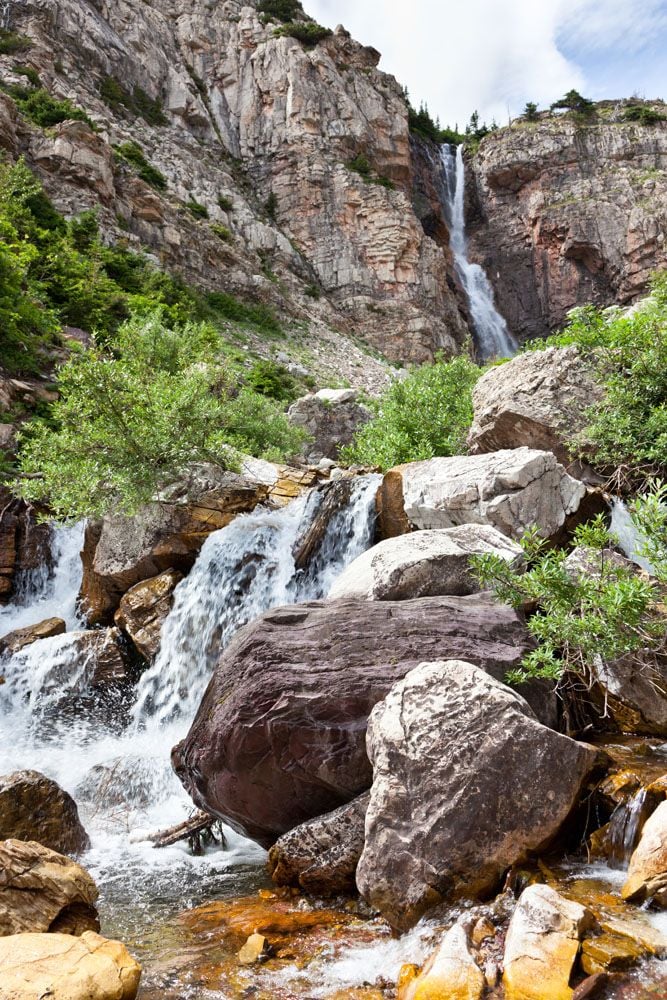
[258,0,304,22]
[531,272,667,483]
[14,65,40,88]
[304,283,320,299]
[523,101,539,121]
[205,291,282,334]
[275,22,332,46]
[186,199,209,219]
[100,76,167,126]
[11,88,94,129]
[341,354,481,469]
[0,29,31,55]
[623,105,666,125]
[17,311,305,518]
[211,223,232,242]
[471,512,665,689]
[246,358,298,401]
[114,142,167,191]
[265,192,278,220]
[348,153,371,177]
[217,194,234,212]
[550,89,594,114]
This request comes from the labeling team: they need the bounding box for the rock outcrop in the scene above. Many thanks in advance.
[0,617,66,655]
[3,0,471,367]
[329,524,523,601]
[0,494,52,603]
[0,930,141,1000]
[288,389,371,463]
[377,448,588,542]
[398,922,485,1000]
[268,793,369,895]
[0,839,99,936]
[356,661,600,930]
[502,884,596,1000]
[114,569,182,661]
[467,347,603,466]
[467,110,667,343]
[0,770,90,855]
[622,800,667,906]
[172,595,535,845]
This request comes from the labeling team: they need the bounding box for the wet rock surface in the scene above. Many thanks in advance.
[397,922,485,1000]
[0,770,90,855]
[0,616,66,654]
[114,569,183,661]
[622,800,667,906]
[356,661,601,930]
[0,838,99,937]
[172,594,535,845]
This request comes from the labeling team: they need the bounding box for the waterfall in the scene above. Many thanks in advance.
[440,144,517,361]
[607,788,651,868]
[0,476,380,861]
[610,498,656,573]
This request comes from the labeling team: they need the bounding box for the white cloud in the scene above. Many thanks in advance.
[306,0,666,126]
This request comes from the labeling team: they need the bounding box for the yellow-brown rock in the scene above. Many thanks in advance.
[397,923,485,1000]
[503,884,596,1000]
[114,569,182,660]
[622,799,667,906]
[0,617,66,655]
[580,932,648,974]
[0,930,141,999]
[237,932,270,965]
[0,839,99,937]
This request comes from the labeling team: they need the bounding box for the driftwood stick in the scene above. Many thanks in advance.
[147,810,224,852]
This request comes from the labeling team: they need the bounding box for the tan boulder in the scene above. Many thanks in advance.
[377,449,588,543]
[0,930,141,999]
[467,346,602,466]
[503,883,596,1000]
[0,617,66,655]
[0,771,90,855]
[397,922,485,1000]
[114,569,182,660]
[0,839,99,937]
[622,799,667,906]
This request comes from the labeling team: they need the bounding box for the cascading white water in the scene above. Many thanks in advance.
[440,144,517,361]
[0,477,380,903]
[610,498,656,573]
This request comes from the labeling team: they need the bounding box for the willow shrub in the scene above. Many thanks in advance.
[341,354,481,470]
[18,312,307,519]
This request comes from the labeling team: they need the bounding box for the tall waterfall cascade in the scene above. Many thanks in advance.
[0,477,380,882]
[440,144,517,360]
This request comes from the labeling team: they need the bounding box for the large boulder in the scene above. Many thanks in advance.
[268,793,369,896]
[503,884,596,1000]
[79,464,273,625]
[622,799,667,906]
[329,524,523,601]
[377,448,588,542]
[397,922,486,1000]
[172,595,536,846]
[0,930,141,1000]
[0,839,99,936]
[467,347,602,466]
[0,771,90,855]
[288,388,371,463]
[590,652,667,738]
[356,661,601,930]
[113,569,182,661]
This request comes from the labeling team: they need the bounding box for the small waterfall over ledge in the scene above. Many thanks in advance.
[440,144,517,361]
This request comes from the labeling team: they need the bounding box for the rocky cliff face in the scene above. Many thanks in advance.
[467,109,667,342]
[0,0,470,365]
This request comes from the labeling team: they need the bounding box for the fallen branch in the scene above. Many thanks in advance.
[147,810,225,854]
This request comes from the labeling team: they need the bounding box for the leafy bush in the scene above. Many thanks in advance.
[11,88,94,129]
[523,101,539,121]
[471,512,665,688]
[348,153,371,177]
[114,142,167,191]
[265,192,278,220]
[550,89,594,114]
[258,0,304,22]
[0,29,31,55]
[341,354,481,469]
[186,199,209,219]
[211,223,232,242]
[100,75,167,126]
[14,65,40,88]
[205,291,282,334]
[17,312,306,518]
[623,104,666,125]
[217,194,234,212]
[531,272,667,482]
[275,22,332,46]
[247,359,298,401]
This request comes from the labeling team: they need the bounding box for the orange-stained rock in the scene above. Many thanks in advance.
[397,923,485,1000]
[503,884,596,1000]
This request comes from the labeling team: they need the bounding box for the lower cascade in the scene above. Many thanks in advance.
[441,143,517,361]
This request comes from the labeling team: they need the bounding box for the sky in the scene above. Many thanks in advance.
[306,0,667,128]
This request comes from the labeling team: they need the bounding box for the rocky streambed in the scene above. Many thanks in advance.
[1,348,666,998]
